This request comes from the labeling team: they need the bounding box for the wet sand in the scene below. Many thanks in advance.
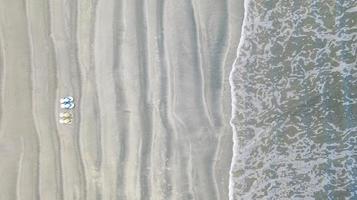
[0,0,244,199]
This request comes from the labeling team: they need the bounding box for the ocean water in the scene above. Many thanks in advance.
[229,0,357,199]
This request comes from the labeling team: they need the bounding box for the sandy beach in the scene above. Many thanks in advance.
[0,0,244,199]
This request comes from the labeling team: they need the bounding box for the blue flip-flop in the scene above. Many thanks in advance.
[60,96,74,104]
[61,102,75,109]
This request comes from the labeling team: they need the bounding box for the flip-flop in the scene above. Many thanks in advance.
[60,96,74,104]
[59,118,72,124]
[60,102,75,109]
[59,112,72,118]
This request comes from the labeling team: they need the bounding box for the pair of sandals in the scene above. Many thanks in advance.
[59,96,74,124]
[60,96,75,109]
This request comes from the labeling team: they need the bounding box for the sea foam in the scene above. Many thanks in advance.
[229,0,357,199]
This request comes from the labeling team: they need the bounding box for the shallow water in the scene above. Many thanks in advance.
[230,0,357,199]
